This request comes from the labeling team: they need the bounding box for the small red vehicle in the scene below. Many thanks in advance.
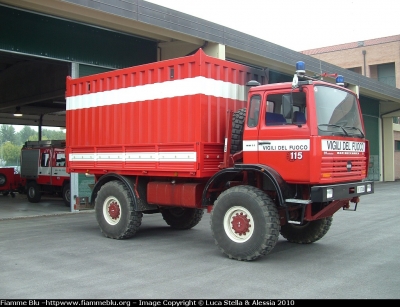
[20,140,70,206]
[0,167,25,197]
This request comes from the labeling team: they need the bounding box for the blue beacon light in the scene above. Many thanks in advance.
[295,61,305,77]
[336,75,344,86]
[296,61,305,71]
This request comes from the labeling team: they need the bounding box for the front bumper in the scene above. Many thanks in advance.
[310,181,374,202]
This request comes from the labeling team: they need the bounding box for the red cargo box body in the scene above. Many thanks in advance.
[66,49,263,178]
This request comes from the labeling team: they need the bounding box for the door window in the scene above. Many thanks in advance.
[265,92,306,125]
[41,153,50,167]
[247,95,261,128]
[56,153,66,166]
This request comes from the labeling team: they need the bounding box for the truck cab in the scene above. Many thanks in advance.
[223,63,373,228]
[244,78,368,185]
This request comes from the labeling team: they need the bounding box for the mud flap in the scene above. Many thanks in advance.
[74,196,94,210]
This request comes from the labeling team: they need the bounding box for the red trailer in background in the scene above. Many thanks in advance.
[0,167,25,197]
[66,49,374,261]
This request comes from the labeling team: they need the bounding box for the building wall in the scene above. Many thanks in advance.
[394,125,400,180]
[307,40,400,88]
[359,96,381,181]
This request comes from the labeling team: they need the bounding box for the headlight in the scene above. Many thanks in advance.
[327,188,333,199]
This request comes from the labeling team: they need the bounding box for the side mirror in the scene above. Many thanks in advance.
[282,94,293,119]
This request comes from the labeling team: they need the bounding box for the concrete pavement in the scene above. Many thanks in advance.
[0,181,399,299]
[0,193,78,220]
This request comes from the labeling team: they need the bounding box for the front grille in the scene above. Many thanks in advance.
[321,156,367,181]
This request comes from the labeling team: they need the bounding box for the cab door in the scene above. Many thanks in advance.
[242,93,262,163]
[51,149,67,187]
[38,148,52,185]
[256,89,311,182]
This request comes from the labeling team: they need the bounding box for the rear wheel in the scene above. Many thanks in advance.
[27,181,41,203]
[62,183,71,207]
[280,217,333,244]
[95,181,142,239]
[161,207,204,230]
[210,185,280,261]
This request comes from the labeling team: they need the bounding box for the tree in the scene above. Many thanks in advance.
[17,126,37,145]
[0,141,21,166]
[42,128,66,140]
[0,125,17,144]
[27,135,49,141]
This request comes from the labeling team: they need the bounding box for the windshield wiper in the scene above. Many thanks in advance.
[344,126,365,138]
[318,124,349,136]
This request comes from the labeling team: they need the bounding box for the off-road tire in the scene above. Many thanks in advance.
[280,216,333,244]
[210,185,280,261]
[161,207,204,230]
[95,180,142,239]
[27,181,41,203]
[62,183,71,207]
[230,108,246,154]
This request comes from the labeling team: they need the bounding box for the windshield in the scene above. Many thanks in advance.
[314,85,364,137]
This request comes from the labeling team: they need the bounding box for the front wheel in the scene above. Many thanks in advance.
[210,185,280,261]
[27,181,41,203]
[161,207,204,230]
[95,181,142,239]
[280,217,333,244]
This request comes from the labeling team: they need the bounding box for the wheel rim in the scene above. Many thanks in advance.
[223,206,254,243]
[28,187,35,198]
[103,196,121,225]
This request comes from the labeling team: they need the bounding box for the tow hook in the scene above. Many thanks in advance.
[343,197,360,211]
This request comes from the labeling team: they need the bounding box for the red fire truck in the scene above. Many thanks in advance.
[66,49,374,261]
[21,140,70,206]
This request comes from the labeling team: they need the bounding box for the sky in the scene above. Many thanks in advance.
[145,0,399,51]
[8,124,64,133]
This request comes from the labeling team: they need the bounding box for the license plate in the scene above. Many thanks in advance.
[357,185,365,193]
